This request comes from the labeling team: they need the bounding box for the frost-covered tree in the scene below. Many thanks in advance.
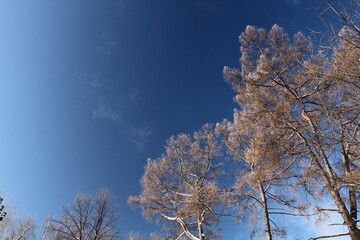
[129,125,224,240]
[216,112,304,240]
[223,24,359,239]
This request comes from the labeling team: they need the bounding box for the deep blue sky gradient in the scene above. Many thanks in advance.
[1,0,348,239]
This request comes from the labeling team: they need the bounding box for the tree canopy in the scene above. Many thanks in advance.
[132,1,360,239]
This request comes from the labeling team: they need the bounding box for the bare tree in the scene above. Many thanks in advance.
[45,189,120,240]
[0,210,36,240]
[129,124,224,240]
[317,0,360,48]
[223,24,359,239]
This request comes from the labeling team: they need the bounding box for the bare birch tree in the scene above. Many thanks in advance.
[223,24,359,239]
[0,210,36,240]
[45,189,120,240]
[129,124,224,240]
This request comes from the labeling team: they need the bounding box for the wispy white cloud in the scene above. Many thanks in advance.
[129,127,152,150]
[82,74,151,149]
[128,88,138,102]
[95,33,117,56]
[198,0,224,12]
[284,0,302,5]
[92,105,122,123]
[88,78,101,90]
[82,75,122,123]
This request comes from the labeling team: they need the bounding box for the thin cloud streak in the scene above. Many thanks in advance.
[284,0,302,5]
[95,33,117,57]
[128,89,138,102]
[92,105,122,123]
[88,79,101,90]
[84,79,151,149]
[129,127,152,150]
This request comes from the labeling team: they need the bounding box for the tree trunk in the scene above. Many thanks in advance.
[315,153,360,239]
[315,158,360,239]
[343,147,358,222]
[258,182,273,240]
[198,214,204,240]
[301,136,360,239]
[331,190,360,240]
[349,187,357,221]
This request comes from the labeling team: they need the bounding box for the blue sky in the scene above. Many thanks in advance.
[0,0,349,239]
